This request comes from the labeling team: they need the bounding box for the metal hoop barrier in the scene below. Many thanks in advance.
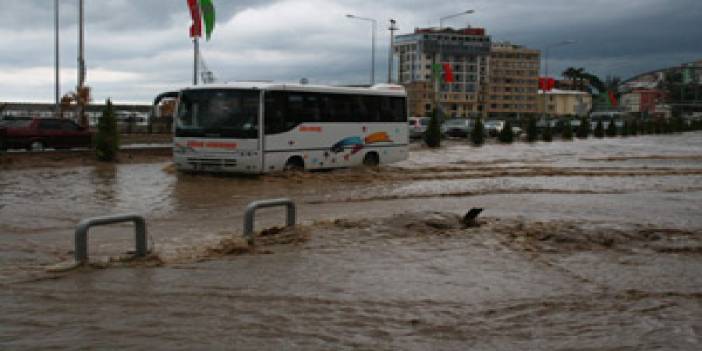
[74,213,148,264]
[244,198,296,245]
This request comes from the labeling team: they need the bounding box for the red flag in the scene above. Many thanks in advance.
[539,77,555,91]
[608,91,618,107]
[442,63,454,83]
[187,0,202,38]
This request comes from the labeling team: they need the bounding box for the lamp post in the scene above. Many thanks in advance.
[346,14,377,86]
[388,19,398,84]
[77,0,86,126]
[439,10,474,28]
[543,40,575,78]
[541,40,575,118]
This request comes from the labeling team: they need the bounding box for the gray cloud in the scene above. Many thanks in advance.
[0,0,700,103]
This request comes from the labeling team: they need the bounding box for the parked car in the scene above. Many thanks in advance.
[442,118,474,138]
[484,120,505,137]
[0,118,92,151]
[511,126,523,136]
[408,116,431,139]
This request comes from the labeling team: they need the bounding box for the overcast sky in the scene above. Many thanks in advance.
[1,0,700,103]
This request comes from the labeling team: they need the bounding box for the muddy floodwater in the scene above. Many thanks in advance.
[2,133,702,350]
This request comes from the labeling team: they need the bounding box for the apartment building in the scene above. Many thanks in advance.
[394,27,491,118]
[487,42,541,118]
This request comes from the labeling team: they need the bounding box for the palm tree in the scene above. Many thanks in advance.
[563,67,578,90]
[574,67,586,91]
[605,75,622,92]
[582,73,606,94]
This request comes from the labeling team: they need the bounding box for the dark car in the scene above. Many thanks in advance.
[0,118,92,151]
[442,118,474,138]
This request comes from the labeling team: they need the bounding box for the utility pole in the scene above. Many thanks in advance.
[54,0,60,118]
[388,19,398,84]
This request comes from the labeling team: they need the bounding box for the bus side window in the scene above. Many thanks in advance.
[379,96,394,122]
[287,94,304,129]
[264,92,286,134]
[327,94,353,122]
[391,97,407,122]
[364,95,381,122]
[319,94,332,122]
[305,94,322,122]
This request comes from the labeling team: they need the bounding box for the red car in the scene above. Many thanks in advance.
[0,118,92,151]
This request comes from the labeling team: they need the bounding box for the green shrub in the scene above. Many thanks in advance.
[424,109,442,148]
[526,117,538,142]
[498,120,514,143]
[471,117,485,146]
[95,99,120,161]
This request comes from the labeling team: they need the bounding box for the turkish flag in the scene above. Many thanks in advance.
[442,63,454,83]
[608,91,618,107]
[187,0,202,38]
[539,77,555,91]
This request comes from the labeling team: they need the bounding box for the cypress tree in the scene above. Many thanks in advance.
[606,119,617,137]
[498,120,514,143]
[542,122,553,142]
[594,120,605,138]
[621,121,630,137]
[639,119,647,134]
[424,108,442,148]
[663,119,673,134]
[561,120,573,140]
[673,116,686,132]
[471,117,485,146]
[526,117,538,142]
[576,117,590,139]
[95,99,120,161]
[630,120,638,136]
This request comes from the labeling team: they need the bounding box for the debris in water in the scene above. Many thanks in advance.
[462,208,484,228]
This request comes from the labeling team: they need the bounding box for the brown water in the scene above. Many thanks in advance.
[2,133,702,350]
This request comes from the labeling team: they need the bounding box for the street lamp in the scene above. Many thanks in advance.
[346,14,377,86]
[543,40,575,78]
[541,40,575,119]
[54,0,60,118]
[439,10,474,28]
[388,19,398,84]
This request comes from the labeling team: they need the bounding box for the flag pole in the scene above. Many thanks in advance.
[193,37,199,85]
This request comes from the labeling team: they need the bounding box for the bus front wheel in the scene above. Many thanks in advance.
[284,156,305,171]
[362,152,379,167]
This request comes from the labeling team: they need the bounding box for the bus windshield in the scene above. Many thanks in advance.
[176,89,259,139]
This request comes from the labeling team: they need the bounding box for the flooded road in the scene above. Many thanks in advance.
[2,132,702,349]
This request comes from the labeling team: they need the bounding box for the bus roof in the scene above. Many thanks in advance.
[181,82,407,96]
